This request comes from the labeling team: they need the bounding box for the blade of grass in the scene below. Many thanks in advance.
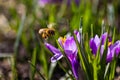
[56,40,75,79]
[37,36,50,80]
[99,36,108,80]
[49,4,56,23]
[48,62,57,80]
[91,24,93,38]
[104,63,110,79]
[57,0,67,19]
[28,61,46,80]
[109,56,117,80]
[57,61,75,79]
[40,45,48,79]
[13,14,26,80]
[74,34,91,80]
[10,56,15,80]
[101,20,105,34]
[30,47,37,80]
[93,61,98,80]
[76,17,92,79]
[112,27,116,44]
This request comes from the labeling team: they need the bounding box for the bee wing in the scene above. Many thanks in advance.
[39,29,46,34]
[47,23,56,28]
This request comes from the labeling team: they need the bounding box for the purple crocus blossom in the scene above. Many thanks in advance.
[107,40,120,62]
[90,35,101,55]
[90,32,107,55]
[89,32,120,62]
[58,37,78,61]
[58,36,79,79]
[45,30,80,79]
[38,0,80,7]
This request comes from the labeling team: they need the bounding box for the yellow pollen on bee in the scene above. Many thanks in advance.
[60,37,66,45]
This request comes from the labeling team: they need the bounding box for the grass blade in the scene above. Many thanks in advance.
[28,61,46,80]
[30,47,37,80]
[13,14,26,80]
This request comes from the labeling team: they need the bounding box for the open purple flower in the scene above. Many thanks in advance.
[45,30,80,79]
[58,37,77,62]
[107,40,120,62]
[89,32,120,62]
[90,32,107,56]
[58,36,79,79]
[89,35,101,55]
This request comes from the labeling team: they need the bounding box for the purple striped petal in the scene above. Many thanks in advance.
[63,37,78,59]
[89,35,100,55]
[101,32,107,45]
[74,30,80,43]
[58,37,64,48]
[51,54,63,62]
[45,42,63,62]
[71,60,80,79]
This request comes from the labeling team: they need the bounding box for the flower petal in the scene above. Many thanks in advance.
[45,42,63,62]
[100,45,104,55]
[106,48,113,62]
[101,32,107,45]
[64,50,77,61]
[58,37,64,48]
[51,54,63,63]
[109,41,120,55]
[45,43,61,55]
[107,40,120,62]
[89,38,98,55]
[94,35,100,46]
[64,37,77,53]
[74,30,80,43]
[71,60,80,79]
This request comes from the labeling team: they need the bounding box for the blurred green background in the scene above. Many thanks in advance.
[0,0,120,80]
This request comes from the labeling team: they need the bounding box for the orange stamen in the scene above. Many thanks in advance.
[108,41,112,46]
[60,37,66,45]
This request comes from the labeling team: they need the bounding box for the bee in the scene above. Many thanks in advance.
[38,23,56,39]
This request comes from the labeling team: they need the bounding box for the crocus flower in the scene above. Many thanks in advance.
[107,40,120,62]
[89,32,107,56]
[45,30,80,79]
[89,32,120,62]
[58,36,79,78]
[38,0,80,7]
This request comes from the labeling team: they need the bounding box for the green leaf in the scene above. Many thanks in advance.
[30,47,37,80]
[13,14,26,80]
[28,61,46,80]
[109,56,117,80]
